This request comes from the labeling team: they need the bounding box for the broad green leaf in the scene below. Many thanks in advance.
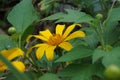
[107,7,120,22]
[57,63,104,80]
[83,27,99,49]
[42,9,93,23]
[102,47,120,67]
[7,0,38,32]
[42,12,65,20]
[104,8,120,45]
[104,21,120,45]
[92,48,106,63]
[56,46,93,62]
[0,34,16,50]
[0,54,30,80]
[38,73,60,80]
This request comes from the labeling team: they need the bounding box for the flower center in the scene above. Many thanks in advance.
[47,34,64,46]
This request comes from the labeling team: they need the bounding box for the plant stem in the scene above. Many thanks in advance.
[18,34,22,48]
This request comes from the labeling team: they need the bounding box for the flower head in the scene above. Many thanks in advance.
[0,48,25,72]
[27,24,85,61]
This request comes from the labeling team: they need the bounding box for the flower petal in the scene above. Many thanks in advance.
[63,24,76,38]
[1,48,24,61]
[59,42,73,51]
[39,29,52,39]
[12,61,25,72]
[26,43,47,57]
[36,44,49,59]
[56,24,65,35]
[64,30,85,41]
[26,35,48,43]
[0,62,7,72]
[45,46,56,61]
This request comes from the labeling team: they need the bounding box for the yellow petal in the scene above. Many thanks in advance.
[33,35,48,41]
[39,29,52,39]
[36,44,49,59]
[26,35,48,43]
[59,42,73,51]
[64,31,85,41]
[63,24,76,38]
[1,48,24,61]
[26,35,32,43]
[12,61,25,72]
[56,24,65,35]
[0,62,7,72]
[26,43,46,57]
[45,46,56,61]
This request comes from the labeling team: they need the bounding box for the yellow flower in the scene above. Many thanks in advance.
[12,61,25,72]
[0,48,25,72]
[27,24,85,61]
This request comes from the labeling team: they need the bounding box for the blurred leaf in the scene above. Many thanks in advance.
[42,9,93,23]
[56,46,93,62]
[38,73,60,80]
[0,34,16,50]
[5,74,17,80]
[0,54,30,80]
[7,0,39,33]
[57,63,104,80]
[92,48,106,63]
[25,71,37,80]
[102,47,120,67]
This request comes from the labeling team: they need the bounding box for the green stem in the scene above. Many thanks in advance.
[94,24,106,50]
[18,34,22,48]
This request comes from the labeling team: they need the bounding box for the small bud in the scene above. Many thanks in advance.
[8,27,16,34]
[96,13,103,20]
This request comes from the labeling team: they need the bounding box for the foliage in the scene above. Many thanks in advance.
[0,0,120,80]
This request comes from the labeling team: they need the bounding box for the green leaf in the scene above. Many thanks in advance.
[38,73,60,80]
[0,34,16,50]
[92,48,106,63]
[83,27,99,49]
[56,46,93,62]
[7,0,38,32]
[57,63,104,80]
[5,74,17,80]
[42,9,93,23]
[108,7,120,22]
[104,8,120,45]
[102,47,120,67]
[0,54,30,80]
[21,24,35,45]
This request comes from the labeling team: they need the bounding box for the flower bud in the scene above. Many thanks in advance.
[8,27,16,34]
[96,13,103,20]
